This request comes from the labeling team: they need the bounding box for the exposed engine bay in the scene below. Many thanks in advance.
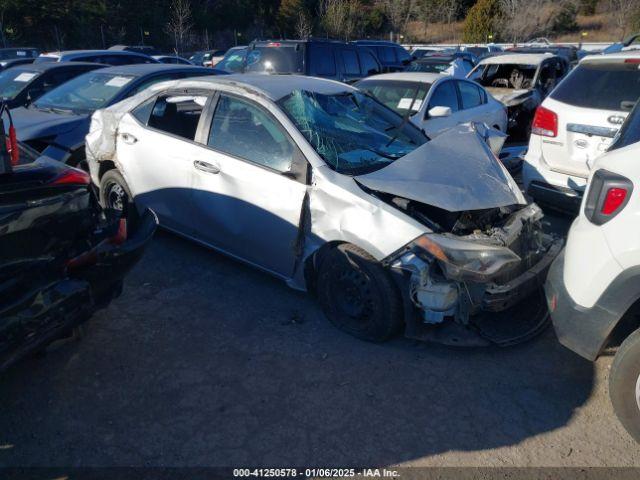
[381,195,560,347]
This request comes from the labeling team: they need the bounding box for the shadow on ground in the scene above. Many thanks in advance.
[0,229,593,466]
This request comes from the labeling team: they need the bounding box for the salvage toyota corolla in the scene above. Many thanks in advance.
[86,74,561,346]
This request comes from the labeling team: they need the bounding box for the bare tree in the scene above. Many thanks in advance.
[377,0,416,41]
[609,0,638,39]
[165,0,193,55]
[295,11,313,39]
[500,0,566,43]
[319,0,362,40]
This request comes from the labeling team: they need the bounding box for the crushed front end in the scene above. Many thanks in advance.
[385,203,561,347]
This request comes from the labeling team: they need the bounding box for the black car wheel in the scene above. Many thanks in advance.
[610,327,640,442]
[99,169,139,226]
[316,243,402,342]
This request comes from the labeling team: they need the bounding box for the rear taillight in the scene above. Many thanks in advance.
[584,169,633,225]
[532,106,558,137]
[624,58,640,64]
[50,168,90,186]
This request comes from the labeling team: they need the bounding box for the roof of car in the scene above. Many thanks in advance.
[582,50,640,62]
[477,53,554,65]
[357,72,444,84]
[187,73,355,101]
[95,63,214,76]
[11,61,104,72]
[41,50,152,58]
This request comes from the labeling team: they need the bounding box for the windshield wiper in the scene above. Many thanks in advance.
[34,105,74,114]
[385,87,421,148]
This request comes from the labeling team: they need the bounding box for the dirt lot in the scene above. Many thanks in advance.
[1,218,639,468]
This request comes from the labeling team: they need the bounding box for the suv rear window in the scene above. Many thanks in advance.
[551,61,640,112]
[245,45,304,74]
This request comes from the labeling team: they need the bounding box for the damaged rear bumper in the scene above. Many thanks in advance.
[0,209,157,372]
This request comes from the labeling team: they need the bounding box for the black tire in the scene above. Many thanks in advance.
[610,327,640,442]
[316,243,403,342]
[99,169,139,226]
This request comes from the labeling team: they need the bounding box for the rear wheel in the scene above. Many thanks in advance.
[316,244,402,342]
[99,169,139,226]
[610,327,640,442]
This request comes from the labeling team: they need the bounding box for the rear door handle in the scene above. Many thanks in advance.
[194,160,220,174]
[120,132,137,145]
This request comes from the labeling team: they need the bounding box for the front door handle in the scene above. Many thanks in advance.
[194,160,220,174]
[120,132,137,145]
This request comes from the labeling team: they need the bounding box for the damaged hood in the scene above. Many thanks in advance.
[485,88,532,106]
[355,124,526,212]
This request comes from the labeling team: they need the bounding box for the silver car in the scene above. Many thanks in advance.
[86,74,560,346]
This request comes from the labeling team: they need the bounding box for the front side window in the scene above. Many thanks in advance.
[357,79,431,115]
[278,89,427,175]
[208,95,294,172]
[359,51,380,76]
[429,81,459,112]
[458,81,483,109]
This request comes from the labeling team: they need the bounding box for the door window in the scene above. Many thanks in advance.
[428,81,459,112]
[309,45,336,76]
[359,50,380,76]
[146,94,207,140]
[208,95,294,172]
[341,49,360,76]
[458,81,484,109]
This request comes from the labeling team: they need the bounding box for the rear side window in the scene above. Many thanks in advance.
[359,50,380,76]
[551,61,640,112]
[341,49,360,75]
[309,45,336,76]
[458,81,484,109]
[429,81,459,112]
[245,45,304,74]
[146,94,206,140]
[376,47,396,63]
[396,47,411,63]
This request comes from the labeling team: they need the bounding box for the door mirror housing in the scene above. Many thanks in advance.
[428,106,452,118]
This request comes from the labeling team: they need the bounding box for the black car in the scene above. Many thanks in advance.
[351,40,412,72]
[0,141,156,372]
[0,62,105,108]
[34,49,159,66]
[243,39,381,83]
[11,64,222,167]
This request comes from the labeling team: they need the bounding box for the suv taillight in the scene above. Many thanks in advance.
[584,169,633,225]
[532,106,558,137]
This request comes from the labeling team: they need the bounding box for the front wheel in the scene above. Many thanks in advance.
[99,169,139,226]
[610,327,640,442]
[316,243,403,342]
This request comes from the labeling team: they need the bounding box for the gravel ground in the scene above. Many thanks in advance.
[1,218,639,468]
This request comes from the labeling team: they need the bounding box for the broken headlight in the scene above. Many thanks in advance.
[410,234,521,282]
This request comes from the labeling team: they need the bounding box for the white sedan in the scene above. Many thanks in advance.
[355,72,507,138]
[86,74,555,347]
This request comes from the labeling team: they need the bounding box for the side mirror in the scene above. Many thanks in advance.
[428,106,452,118]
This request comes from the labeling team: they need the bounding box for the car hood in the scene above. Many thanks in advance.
[11,107,88,141]
[355,124,525,212]
[485,88,532,106]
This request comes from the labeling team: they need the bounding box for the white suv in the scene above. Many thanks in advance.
[524,52,640,211]
[545,103,640,441]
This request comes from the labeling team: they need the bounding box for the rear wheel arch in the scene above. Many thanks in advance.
[98,160,117,181]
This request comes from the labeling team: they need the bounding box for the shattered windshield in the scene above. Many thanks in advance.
[278,90,428,175]
[474,63,537,90]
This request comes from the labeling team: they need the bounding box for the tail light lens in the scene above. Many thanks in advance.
[584,169,633,225]
[532,106,558,137]
[50,168,90,186]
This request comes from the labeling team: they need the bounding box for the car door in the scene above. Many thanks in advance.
[455,79,498,127]
[421,79,461,137]
[113,91,210,234]
[189,92,308,278]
